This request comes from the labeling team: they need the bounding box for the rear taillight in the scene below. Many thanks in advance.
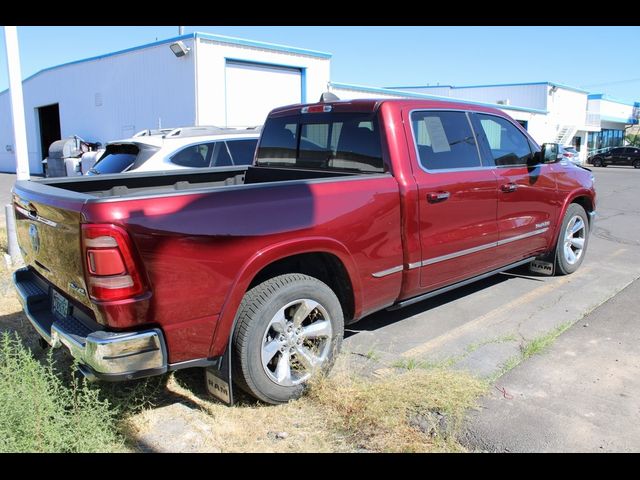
[81,224,148,302]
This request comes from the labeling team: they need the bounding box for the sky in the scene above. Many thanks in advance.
[1,26,639,103]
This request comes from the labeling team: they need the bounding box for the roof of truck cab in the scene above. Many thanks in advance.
[268,98,509,117]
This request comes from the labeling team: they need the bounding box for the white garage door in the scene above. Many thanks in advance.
[225,61,302,127]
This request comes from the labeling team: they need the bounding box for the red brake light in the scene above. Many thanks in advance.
[301,105,332,113]
[81,224,148,302]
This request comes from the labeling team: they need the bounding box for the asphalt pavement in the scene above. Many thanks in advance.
[462,278,640,452]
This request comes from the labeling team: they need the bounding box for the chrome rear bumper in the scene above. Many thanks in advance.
[13,267,168,381]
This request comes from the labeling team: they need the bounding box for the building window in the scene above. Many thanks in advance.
[588,129,624,152]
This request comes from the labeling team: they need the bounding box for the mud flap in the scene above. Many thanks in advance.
[205,345,234,406]
[529,249,557,276]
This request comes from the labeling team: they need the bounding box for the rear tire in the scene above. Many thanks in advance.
[232,274,344,404]
[633,160,640,169]
[555,204,589,275]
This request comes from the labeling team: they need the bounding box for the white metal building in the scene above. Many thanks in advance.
[586,94,639,154]
[329,81,550,145]
[0,32,331,173]
[366,81,616,163]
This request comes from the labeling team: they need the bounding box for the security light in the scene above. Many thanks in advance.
[170,41,190,57]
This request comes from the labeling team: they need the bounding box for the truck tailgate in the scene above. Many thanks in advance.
[12,181,91,309]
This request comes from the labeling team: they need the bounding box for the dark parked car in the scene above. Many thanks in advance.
[589,146,640,168]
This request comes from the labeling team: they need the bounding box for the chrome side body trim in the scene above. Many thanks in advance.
[415,227,549,267]
[421,241,497,266]
[496,227,549,246]
[371,265,404,278]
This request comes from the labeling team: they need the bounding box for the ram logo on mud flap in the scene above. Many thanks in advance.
[206,368,231,404]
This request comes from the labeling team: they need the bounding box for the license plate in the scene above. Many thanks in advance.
[51,290,71,319]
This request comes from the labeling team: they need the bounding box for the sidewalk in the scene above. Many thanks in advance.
[462,279,640,452]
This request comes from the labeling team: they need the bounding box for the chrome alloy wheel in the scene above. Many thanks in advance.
[261,299,333,387]
[563,215,586,265]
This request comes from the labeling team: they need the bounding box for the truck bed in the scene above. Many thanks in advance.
[26,166,358,200]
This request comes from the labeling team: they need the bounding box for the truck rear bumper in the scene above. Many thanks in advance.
[13,267,168,381]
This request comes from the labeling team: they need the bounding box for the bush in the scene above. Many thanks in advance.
[0,332,124,452]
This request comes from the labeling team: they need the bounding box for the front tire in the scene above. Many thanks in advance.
[555,204,589,275]
[633,159,640,169]
[232,274,344,404]
[592,158,603,167]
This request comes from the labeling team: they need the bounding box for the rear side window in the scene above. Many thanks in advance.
[410,111,481,170]
[210,142,232,167]
[476,114,532,167]
[255,113,384,173]
[170,143,213,168]
[226,139,258,165]
[89,144,138,174]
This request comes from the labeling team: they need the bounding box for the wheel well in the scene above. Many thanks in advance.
[571,196,594,226]
[248,252,355,323]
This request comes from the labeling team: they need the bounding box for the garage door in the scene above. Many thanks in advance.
[225,60,302,127]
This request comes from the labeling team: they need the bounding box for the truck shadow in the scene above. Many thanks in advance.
[344,265,546,338]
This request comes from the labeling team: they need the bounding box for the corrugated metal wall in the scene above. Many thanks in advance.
[0,39,197,173]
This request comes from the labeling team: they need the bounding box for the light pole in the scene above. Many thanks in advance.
[3,26,28,265]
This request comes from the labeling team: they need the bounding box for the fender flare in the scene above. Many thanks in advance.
[207,236,363,358]
[550,188,595,250]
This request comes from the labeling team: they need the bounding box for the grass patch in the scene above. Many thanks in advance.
[364,348,381,362]
[521,322,572,360]
[306,367,487,452]
[0,332,125,452]
[488,323,573,382]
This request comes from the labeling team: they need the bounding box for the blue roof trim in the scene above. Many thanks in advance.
[588,93,639,107]
[383,81,589,94]
[450,81,589,94]
[385,85,453,89]
[194,32,331,59]
[600,115,638,124]
[0,31,331,95]
[330,82,548,114]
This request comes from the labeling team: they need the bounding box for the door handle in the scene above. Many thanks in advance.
[427,191,450,203]
[500,183,518,193]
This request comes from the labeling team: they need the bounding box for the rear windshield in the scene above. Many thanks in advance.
[88,143,159,175]
[255,112,384,173]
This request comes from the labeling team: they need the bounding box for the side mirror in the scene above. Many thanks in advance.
[541,143,559,164]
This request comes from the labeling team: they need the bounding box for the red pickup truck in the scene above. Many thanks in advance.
[12,97,596,404]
